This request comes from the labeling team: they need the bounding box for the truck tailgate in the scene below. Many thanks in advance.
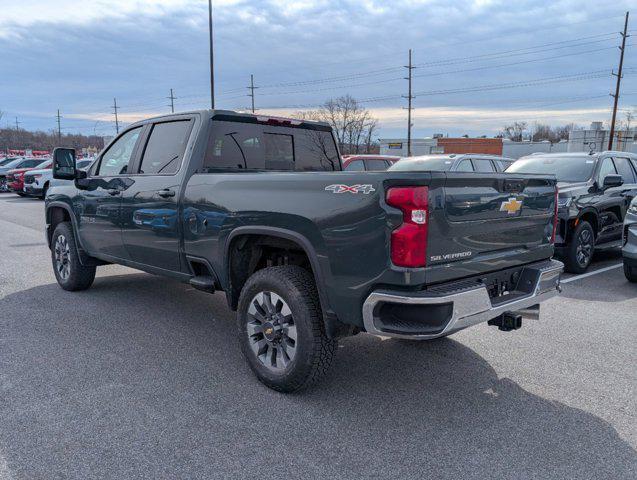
[427,173,556,269]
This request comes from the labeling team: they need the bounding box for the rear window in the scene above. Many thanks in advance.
[203,120,339,172]
[506,155,596,182]
[365,159,389,171]
[472,159,495,172]
[18,159,44,168]
[388,156,454,172]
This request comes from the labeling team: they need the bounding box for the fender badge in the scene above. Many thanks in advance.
[325,184,376,194]
[500,197,523,214]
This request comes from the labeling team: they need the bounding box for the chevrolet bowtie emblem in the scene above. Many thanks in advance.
[500,197,523,214]
[264,327,273,335]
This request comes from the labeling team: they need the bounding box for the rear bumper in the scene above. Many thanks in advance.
[362,259,563,339]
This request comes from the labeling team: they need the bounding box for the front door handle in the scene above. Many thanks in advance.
[106,188,121,196]
[157,189,176,198]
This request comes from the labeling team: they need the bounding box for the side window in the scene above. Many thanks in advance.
[203,121,264,171]
[97,127,142,176]
[365,159,389,171]
[344,160,365,171]
[473,159,495,172]
[613,157,636,183]
[456,159,474,172]
[264,133,294,170]
[597,157,617,184]
[138,120,192,175]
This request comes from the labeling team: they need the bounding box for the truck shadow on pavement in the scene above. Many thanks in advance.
[0,273,635,479]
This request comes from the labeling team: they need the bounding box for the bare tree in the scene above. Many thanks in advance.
[296,95,379,154]
[500,121,527,142]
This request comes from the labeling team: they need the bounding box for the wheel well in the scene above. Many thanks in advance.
[47,207,71,246]
[578,211,598,238]
[227,234,314,311]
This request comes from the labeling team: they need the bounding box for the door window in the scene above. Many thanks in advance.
[612,157,636,183]
[597,157,617,185]
[138,121,192,175]
[456,159,474,172]
[97,127,142,176]
[473,159,496,172]
[344,160,365,171]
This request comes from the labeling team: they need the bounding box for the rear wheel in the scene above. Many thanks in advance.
[624,262,637,283]
[41,182,49,199]
[237,266,337,392]
[564,221,594,274]
[51,222,96,291]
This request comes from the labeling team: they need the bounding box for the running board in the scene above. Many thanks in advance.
[594,240,623,251]
[189,275,216,293]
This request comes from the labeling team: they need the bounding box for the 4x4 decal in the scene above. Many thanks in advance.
[325,184,376,194]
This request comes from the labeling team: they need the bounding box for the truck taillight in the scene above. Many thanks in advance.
[386,186,428,268]
[551,187,559,244]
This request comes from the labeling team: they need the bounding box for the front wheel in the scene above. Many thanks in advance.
[51,222,96,291]
[564,221,594,274]
[624,262,637,283]
[237,266,337,392]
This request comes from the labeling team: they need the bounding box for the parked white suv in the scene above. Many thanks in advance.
[24,158,94,198]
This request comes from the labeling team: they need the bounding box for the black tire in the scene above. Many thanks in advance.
[624,262,637,283]
[16,191,26,197]
[564,221,595,274]
[237,265,337,393]
[41,182,49,199]
[51,222,96,291]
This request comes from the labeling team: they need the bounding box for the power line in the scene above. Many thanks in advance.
[609,11,630,150]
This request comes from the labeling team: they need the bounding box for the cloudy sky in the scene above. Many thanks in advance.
[1,0,635,138]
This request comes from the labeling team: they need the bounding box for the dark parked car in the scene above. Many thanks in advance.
[623,197,637,282]
[45,110,561,391]
[389,154,514,173]
[507,152,637,273]
[342,154,401,171]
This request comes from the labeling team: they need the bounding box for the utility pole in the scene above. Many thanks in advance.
[247,74,258,113]
[168,88,176,113]
[112,98,120,134]
[403,49,416,157]
[608,11,630,150]
[56,109,62,144]
[15,117,20,131]
[208,0,215,109]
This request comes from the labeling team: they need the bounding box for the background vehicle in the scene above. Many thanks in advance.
[45,110,561,392]
[24,159,88,199]
[623,197,637,282]
[0,158,47,192]
[342,154,401,171]
[8,160,52,196]
[507,152,637,273]
[389,154,514,173]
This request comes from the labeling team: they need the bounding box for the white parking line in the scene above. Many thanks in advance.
[561,263,623,284]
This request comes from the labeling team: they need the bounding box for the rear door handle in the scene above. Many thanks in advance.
[157,188,176,198]
[106,188,121,196]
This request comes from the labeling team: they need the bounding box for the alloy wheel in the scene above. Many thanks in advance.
[576,229,593,267]
[54,235,71,280]
[246,291,297,372]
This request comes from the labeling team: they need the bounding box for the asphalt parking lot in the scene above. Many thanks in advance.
[0,193,635,480]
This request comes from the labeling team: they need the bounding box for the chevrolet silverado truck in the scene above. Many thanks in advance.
[45,110,562,392]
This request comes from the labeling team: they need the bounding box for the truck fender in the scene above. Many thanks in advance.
[224,226,342,337]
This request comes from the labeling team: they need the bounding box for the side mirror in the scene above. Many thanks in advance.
[52,148,77,180]
[603,174,623,189]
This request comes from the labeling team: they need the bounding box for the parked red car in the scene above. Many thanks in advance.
[341,154,401,171]
[7,160,51,195]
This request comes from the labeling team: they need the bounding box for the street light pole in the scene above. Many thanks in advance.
[208,0,215,109]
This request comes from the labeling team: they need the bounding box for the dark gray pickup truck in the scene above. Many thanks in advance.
[45,110,562,391]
